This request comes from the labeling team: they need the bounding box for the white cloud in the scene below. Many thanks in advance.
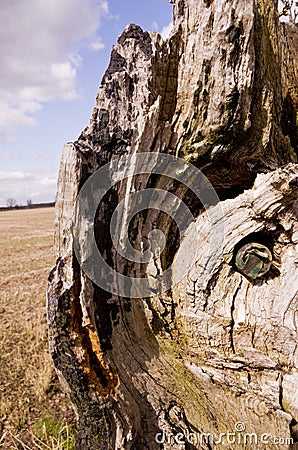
[29,192,41,199]
[0,171,33,181]
[88,37,105,51]
[0,0,108,141]
[161,21,173,39]
[0,171,58,206]
[151,21,159,32]
[150,21,172,38]
[100,0,109,15]
[40,177,57,186]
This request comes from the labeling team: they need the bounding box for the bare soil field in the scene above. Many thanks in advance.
[0,208,76,449]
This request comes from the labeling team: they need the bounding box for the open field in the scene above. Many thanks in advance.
[0,208,76,449]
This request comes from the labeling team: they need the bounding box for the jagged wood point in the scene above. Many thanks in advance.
[48,0,298,448]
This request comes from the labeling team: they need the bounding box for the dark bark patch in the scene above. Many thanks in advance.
[95,108,109,131]
[178,0,185,16]
[281,92,298,157]
[118,24,153,59]
[226,21,244,69]
[226,86,240,125]
[203,59,212,84]
[124,73,136,96]
[103,50,127,81]
[193,82,203,108]
[105,79,121,100]
[221,48,227,63]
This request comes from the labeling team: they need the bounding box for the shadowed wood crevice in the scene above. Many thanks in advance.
[48,0,298,448]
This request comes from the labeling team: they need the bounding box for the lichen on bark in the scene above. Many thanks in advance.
[48,1,298,449]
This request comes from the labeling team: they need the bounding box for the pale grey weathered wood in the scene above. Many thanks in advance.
[47,1,298,448]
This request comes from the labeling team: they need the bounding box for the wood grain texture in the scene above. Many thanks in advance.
[47,0,298,448]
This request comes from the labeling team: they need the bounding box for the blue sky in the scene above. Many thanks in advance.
[0,0,172,206]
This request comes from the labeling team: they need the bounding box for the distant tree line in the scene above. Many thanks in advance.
[2,199,55,211]
[6,198,33,209]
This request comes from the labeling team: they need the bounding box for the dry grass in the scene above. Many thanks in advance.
[0,208,76,449]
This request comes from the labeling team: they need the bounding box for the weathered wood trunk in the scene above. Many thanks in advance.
[47,0,298,448]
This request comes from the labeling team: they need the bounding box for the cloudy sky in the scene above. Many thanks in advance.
[0,0,172,206]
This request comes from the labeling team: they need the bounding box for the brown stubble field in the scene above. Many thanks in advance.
[0,208,76,449]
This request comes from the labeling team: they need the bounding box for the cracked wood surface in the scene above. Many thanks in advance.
[176,164,298,422]
[47,0,298,448]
